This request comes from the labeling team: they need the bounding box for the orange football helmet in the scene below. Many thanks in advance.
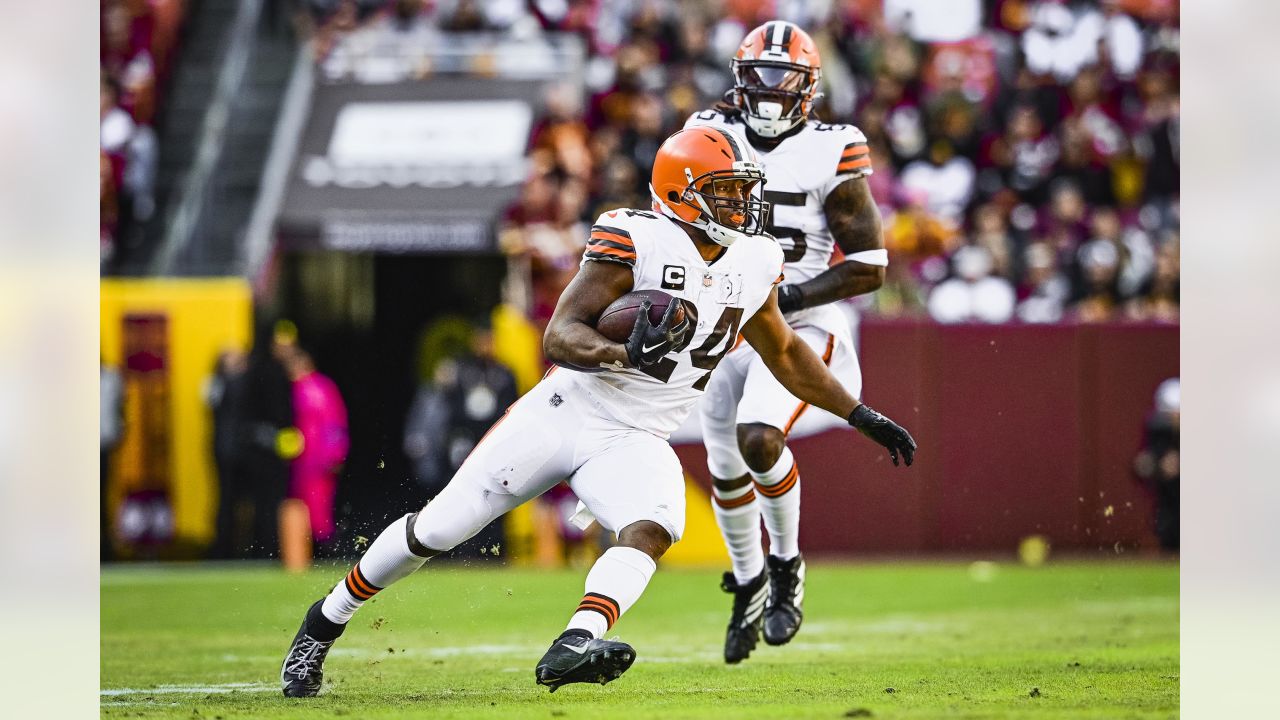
[650,127,770,247]
[731,21,822,138]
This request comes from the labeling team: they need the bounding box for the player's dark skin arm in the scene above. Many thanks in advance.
[742,289,861,420]
[543,260,634,371]
[743,288,916,466]
[543,260,677,560]
[779,177,884,311]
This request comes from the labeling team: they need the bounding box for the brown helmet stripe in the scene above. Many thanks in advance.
[712,128,743,161]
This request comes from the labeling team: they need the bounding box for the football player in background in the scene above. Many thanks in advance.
[685,21,889,663]
[280,128,914,697]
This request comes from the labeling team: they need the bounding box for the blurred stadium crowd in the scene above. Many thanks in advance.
[301,0,1179,328]
[100,0,184,265]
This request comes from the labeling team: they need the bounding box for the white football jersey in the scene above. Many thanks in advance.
[573,209,785,437]
[684,109,872,341]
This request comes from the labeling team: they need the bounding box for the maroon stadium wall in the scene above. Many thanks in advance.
[673,320,1179,555]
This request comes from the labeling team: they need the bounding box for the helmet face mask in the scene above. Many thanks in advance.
[733,60,820,137]
[684,171,770,244]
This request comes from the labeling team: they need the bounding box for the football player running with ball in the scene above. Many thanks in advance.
[685,21,896,663]
[279,127,914,697]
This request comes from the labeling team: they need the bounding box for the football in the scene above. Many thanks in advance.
[595,289,687,343]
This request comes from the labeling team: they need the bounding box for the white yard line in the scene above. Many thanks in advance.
[100,682,275,697]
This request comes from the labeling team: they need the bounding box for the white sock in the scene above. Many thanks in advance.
[711,481,765,584]
[752,447,801,561]
[565,546,658,638]
[321,515,427,624]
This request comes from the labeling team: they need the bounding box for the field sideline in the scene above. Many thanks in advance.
[101,559,1178,719]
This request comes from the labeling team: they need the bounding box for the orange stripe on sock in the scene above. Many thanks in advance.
[577,599,616,618]
[577,600,618,627]
[345,574,374,601]
[581,593,620,624]
[350,565,379,596]
[756,464,799,498]
[713,487,757,509]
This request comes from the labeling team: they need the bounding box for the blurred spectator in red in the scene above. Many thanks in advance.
[1042,179,1091,254]
[970,203,1017,280]
[618,93,667,192]
[101,151,119,265]
[1054,115,1113,205]
[884,186,960,264]
[1063,65,1127,171]
[279,344,350,547]
[980,104,1059,205]
[900,138,975,224]
[100,73,135,195]
[100,0,167,271]
[101,0,157,124]
[1016,241,1070,323]
[1125,235,1178,323]
[1134,59,1179,203]
[532,83,594,182]
[1133,377,1178,551]
[927,245,1016,324]
[1071,238,1122,323]
[500,169,589,330]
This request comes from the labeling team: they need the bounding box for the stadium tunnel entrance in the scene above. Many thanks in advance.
[272,249,507,549]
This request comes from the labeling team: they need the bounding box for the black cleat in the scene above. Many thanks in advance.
[763,554,805,646]
[280,599,345,697]
[534,630,635,692]
[720,570,768,664]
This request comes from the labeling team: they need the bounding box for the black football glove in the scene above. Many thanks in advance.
[625,298,692,368]
[776,284,805,314]
[848,403,917,467]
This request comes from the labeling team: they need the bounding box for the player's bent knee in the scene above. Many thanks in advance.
[737,423,785,473]
[403,512,442,559]
[410,485,496,554]
[617,520,674,561]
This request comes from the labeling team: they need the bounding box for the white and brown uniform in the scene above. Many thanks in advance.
[684,109,874,479]
[422,209,784,545]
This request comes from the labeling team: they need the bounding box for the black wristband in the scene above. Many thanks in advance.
[777,284,805,313]
[847,404,873,428]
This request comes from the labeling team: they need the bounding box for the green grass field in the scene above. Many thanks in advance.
[101,559,1178,719]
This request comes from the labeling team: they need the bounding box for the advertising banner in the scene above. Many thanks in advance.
[278,77,545,254]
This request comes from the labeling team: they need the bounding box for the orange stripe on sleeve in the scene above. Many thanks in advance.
[585,244,637,261]
[589,231,634,248]
[837,156,873,173]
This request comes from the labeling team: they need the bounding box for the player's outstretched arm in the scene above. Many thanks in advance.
[544,260,636,372]
[776,177,886,313]
[742,289,916,466]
